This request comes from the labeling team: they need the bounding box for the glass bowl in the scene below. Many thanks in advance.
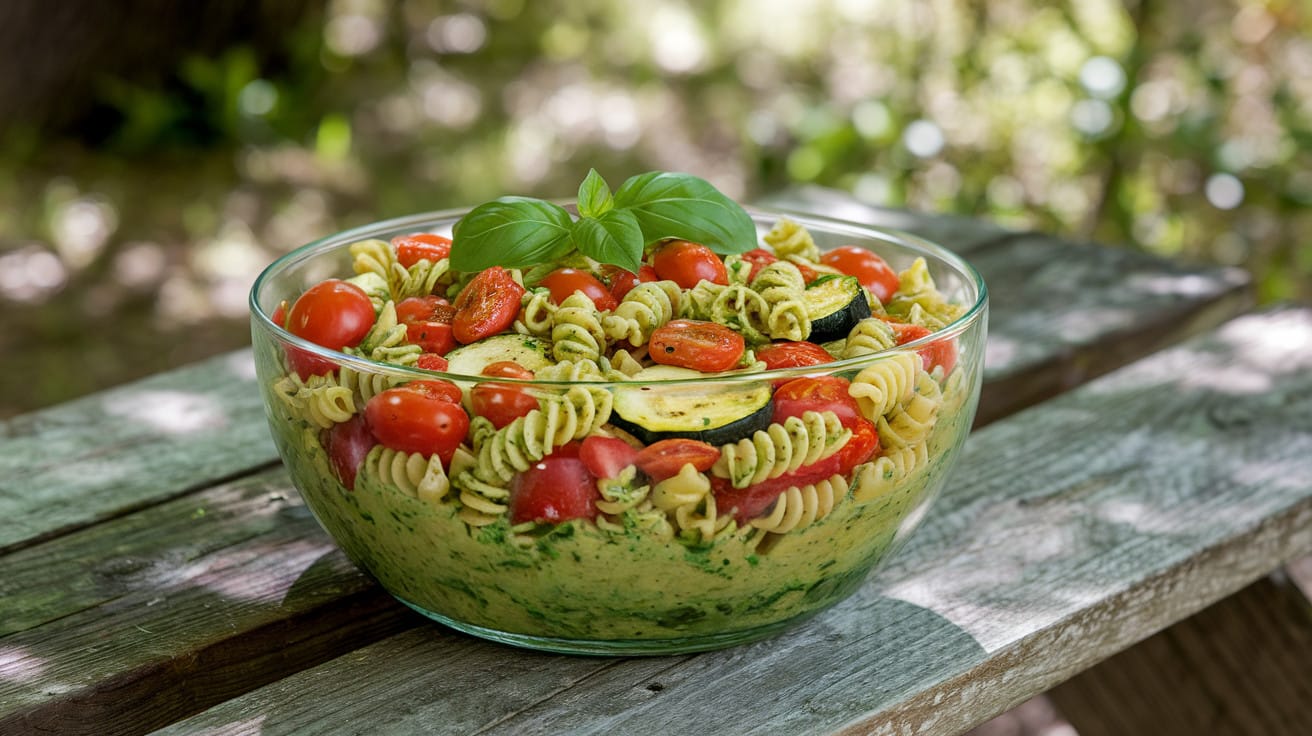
[250,207,987,655]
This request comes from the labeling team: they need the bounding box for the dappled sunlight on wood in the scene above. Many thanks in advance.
[0,646,47,684]
[102,389,229,436]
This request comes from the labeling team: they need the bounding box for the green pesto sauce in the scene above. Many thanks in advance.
[272,381,973,642]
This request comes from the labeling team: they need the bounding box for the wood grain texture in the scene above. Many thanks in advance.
[0,350,273,553]
[0,468,417,735]
[1049,576,1312,736]
[153,308,1312,736]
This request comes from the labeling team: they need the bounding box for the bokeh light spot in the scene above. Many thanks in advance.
[1205,173,1245,210]
[903,119,944,158]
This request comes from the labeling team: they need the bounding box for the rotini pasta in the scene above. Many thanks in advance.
[551,292,608,363]
[687,282,771,344]
[363,445,451,501]
[596,464,650,515]
[848,351,919,421]
[602,280,682,347]
[514,287,556,337]
[875,371,942,448]
[272,372,356,429]
[850,442,930,503]
[712,410,851,488]
[392,257,450,301]
[763,217,821,262]
[337,363,403,403]
[751,261,811,342]
[841,318,897,359]
[650,462,712,512]
[884,257,965,328]
[749,474,847,534]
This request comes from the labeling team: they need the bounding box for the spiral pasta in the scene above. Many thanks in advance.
[551,292,608,363]
[885,257,964,328]
[596,464,651,515]
[723,253,753,285]
[851,442,930,503]
[392,258,450,301]
[876,371,942,448]
[346,272,391,312]
[337,363,403,403]
[749,474,847,534]
[842,318,898,359]
[346,301,422,366]
[763,218,821,262]
[514,288,556,337]
[686,282,771,343]
[602,280,682,347]
[349,239,395,283]
[751,260,811,342]
[272,372,356,429]
[713,410,851,488]
[848,352,919,421]
[652,465,735,543]
[363,445,451,501]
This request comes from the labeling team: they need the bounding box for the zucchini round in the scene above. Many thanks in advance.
[805,275,871,343]
[444,334,553,378]
[610,366,773,446]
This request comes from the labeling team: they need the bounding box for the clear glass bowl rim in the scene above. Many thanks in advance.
[249,204,988,388]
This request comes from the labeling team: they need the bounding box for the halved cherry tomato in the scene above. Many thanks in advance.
[580,436,639,480]
[881,319,959,374]
[653,240,728,289]
[286,279,375,378]
[740,248,778,282]
[452,267,525,344]
[471,361,538,429]
[416,353,449,371]
[712,418,877,522]
[821,246,900,304]
[365,382,470,465]
[540,267,618,311]
[508,443,598,524]
[603,264,659,302]
[635,439,720,482]
[270,299,288,328]
[391,233,452,268]
[755,342,834,372]
[649,319,745,373]
[773,375,863,428]
[324,415,376,490]
[397,295,457,355]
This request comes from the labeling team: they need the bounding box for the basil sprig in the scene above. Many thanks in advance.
[449,170,756,273]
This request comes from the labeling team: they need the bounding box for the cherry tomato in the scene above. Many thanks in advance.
[452,267,525,344]
[365,382,470,465]
[508,443,598,524]
[324,415,375,490]
[285,279,375,378]
[580,436,639,480]
[652,240,728,289]
[740,248,778,282]
[397,295,457,355]
[270,299,288,328]
[773,375,863,428]
[635,439,720,482]
[795,261,820,283]
[649,319,745,373]
[391,233,452,268]
[416,353,449,372]
[821,246,900,304]
[471,361,539,429]
[755,342,834,372]
[882,319,959,374]
[406,378,462,405]
[540,267,618,311]
[603,264,659,302]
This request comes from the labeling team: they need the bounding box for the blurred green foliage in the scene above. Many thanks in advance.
[0,0,1308,417]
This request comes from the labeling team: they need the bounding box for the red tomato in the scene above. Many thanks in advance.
[882,319,959,374]
[795,261,820,283]
[471,361,539,429]
[406,378,462,405]
[580,436,639,480]
[324,415,376,490]
[540,267,618,311]
[270,299,288,328]
[652,240,728,289]
[635,439,720,482]
[755,342,834,372]
[397,295,457,355]
[416,353,449,371]
[364,383,470,465]
[285,279,375,378]
[773,375,863,428]
[821,246,900,304]
[602,264,659,302]
[740,248,778,282]
[508,444,598,524]
[649,319,745,373]
[391,233,452,268]
[452,267,525,344]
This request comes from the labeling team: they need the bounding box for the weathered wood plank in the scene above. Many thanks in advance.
[152,308,1312,736]
[0,469,416,735]
[1048,576,1312,736]
[0,350,273,553]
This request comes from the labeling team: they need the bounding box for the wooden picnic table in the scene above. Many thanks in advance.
[3,188,1309,735]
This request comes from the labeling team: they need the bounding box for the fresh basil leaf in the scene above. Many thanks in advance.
[571,208,643,273]
[450,197,575,271]
[576,168,613,219]
[613,171,757,255]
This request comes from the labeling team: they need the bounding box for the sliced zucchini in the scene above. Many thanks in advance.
[444,334,553,378]
[805,275,871,343]
[611,365,773,446]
